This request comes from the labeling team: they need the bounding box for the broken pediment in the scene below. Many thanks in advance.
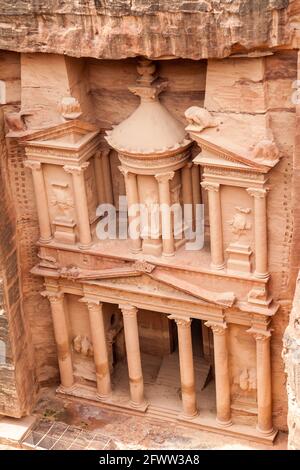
[185,108,281,173]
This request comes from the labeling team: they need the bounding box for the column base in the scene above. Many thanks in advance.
[178,409,199,421]
[78,243,92,250]
[162,251,175,257]
[129,400,149,412]
[210,262,225,271]
[96,392,112,402]
[39,236,53,244]
[256,425,274,436]
[216,417,233,428]
[129,247,142,254]
[57,384,76,394]
[254,271,269,279]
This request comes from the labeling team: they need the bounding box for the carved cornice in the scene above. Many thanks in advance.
[201,181,220,192]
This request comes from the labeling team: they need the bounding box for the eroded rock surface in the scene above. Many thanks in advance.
[0,0,293,59]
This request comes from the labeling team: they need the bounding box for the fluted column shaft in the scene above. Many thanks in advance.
[155,172,175,256]
[205,321,231,426]
[24,161,52,243]
[64,164,91,248]
[247,188,269,278]
[120,304,145,408]
[170,316,198,418]
[84,299,111,399]
[43,291,73,389]
[201,182,224,269]
[119,167,142,253]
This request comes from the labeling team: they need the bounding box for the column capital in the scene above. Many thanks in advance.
[201,181,220,192]
[119,304,138,317]
[205,321,227,335]
[247,327,272,341]
[246,187,269,199]
[80,297,102,309]
[24,160,42,171]
[186,162,193,169]
[155,171,175,184]
[118,165,135,179]
[63,162,89,175]
[95,148,111,159]
[168,315,191,327]
[41,290,64,304]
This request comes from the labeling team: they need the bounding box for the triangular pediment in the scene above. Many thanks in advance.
[32,259,235,308]
[85,269,235,308]
[188,112,281,173]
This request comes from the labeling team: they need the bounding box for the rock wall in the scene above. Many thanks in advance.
[0,106,36,417]
[0,1,293,60]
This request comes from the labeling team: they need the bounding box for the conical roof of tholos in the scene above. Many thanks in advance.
[106,92,190,155]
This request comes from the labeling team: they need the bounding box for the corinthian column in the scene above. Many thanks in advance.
[205,321,231,426]
[246,188,269,278]
[82,298,111,399]
[119,304,146,409]
[24,161,52,243]
[169,315,198,419]
[201,182,224,269]
[119,167,142,253]
[248,328,273,434]
[155,172,175,257]
[64,163,91,249]
[42,291,74,389]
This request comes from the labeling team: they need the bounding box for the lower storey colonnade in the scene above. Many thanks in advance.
[43,289,274,438]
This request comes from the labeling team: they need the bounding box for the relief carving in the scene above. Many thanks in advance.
[228,207,252,238]
[234,368,257,391]
[50,182,74,222]
[73,335,94,357]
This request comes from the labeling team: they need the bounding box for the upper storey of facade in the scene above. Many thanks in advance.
[20,58,281,322]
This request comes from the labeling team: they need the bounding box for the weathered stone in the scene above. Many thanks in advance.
[0,1,292,60]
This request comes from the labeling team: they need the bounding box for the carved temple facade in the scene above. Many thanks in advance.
[14,57,286,444]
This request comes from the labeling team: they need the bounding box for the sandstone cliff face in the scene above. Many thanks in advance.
[0,0,292,59]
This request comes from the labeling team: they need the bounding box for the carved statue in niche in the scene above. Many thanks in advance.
[140,195,160,239]
[228,207,251,239]
[50,182,74,222]
[73,335,93,357]
[238,368,257,391]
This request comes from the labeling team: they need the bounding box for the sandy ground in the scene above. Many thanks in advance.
[13,387,286,451]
